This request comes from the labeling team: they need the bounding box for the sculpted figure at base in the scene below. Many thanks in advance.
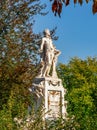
[39,29,60,78]
[52,48,61,78]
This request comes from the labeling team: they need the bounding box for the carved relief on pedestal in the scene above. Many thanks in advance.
[31,78,45,98]
[48,79,62,86]
[48,90,61,118]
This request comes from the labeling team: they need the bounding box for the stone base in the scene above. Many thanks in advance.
[31,77,67,120]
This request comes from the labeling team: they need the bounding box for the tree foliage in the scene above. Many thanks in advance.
[57,57,97,129]
[0,0,45,129]
[0,0,45,104]
[50,0,97,17]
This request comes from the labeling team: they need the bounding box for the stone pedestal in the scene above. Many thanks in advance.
[31,77,67,120]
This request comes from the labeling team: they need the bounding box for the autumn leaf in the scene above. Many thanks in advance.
[58,2,62,17]
[92,0,97,14]
[78,0,83,5]
[85,0,89,3]
[74,0,77,4]
[65,0,70,6]
[52,0,58,12]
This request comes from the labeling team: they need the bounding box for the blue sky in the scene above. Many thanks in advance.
[33,0,97,64]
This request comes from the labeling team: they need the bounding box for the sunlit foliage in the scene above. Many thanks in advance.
[57,57,97,129]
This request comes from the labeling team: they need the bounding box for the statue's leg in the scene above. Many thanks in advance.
[42,63,48,77]
[46,64,51,77]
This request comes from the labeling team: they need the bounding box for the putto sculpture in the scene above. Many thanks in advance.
[38,29,60,78]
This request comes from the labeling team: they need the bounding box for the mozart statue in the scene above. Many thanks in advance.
[39,29,60,78]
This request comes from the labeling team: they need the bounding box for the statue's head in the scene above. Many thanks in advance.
[44,29,50,36]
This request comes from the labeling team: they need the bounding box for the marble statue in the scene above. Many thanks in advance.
[32,29,67,120]
[39,29,60,78]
